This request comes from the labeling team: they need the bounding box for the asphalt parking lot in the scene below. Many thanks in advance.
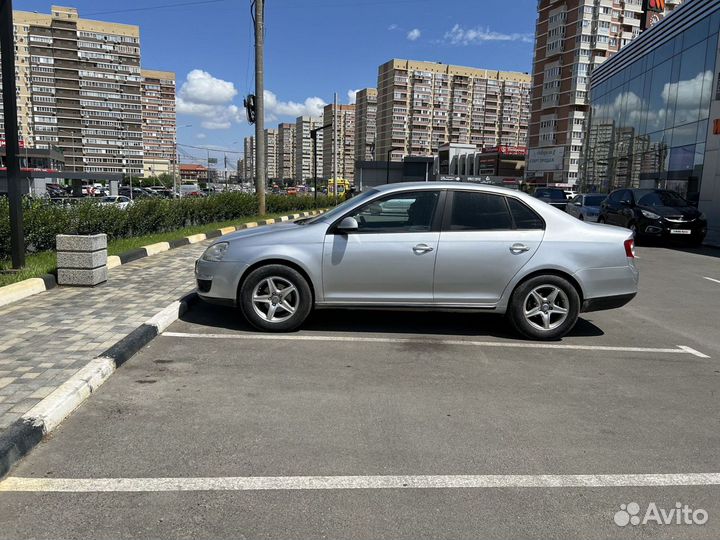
[1,245,719,539]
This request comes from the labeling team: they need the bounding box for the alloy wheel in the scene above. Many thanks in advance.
[523,285,570,331]
[251,277,299,323]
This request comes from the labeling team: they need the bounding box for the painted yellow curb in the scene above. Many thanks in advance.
[143,242,170,256]
[107,255,121,269]
[245,222,258,228]
[278,216,289,222]
[218,227,236,235]
[185,234,207,244]
[0,278,47,308]
[264,219,275,225]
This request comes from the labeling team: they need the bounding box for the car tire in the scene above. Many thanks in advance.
[239,265,312,332]
[508,275,580,341]
[578,215,585,221]
[597,216,606,224]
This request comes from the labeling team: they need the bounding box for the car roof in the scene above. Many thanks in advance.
[374,181,522,196]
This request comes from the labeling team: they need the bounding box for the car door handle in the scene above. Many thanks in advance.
[509,243,530,254]
[413,243,434,254]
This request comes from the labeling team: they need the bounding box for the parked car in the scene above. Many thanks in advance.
[533,187,568,211]
[598,188,707,245]
[196,182,639,340]
[566,193,607,222]
[99,195,132,209]
[564,190,577,200]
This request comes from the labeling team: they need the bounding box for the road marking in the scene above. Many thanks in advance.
[162,332,710,358]
[703,276,720,285]
[3,473,720,493]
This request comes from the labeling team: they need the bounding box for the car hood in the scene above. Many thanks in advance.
[221,221,300,242]
[638,205,700,219]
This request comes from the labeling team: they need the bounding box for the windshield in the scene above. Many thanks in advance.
[302,189,379,225]
[638,190,689,208]
[584,195,606,206]
[101,197,116,203]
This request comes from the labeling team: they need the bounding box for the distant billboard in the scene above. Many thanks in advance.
[527,147,565,172]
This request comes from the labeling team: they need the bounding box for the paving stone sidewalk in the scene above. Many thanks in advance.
[0,238,211,431]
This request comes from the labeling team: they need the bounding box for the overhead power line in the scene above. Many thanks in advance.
[85,0,228,17]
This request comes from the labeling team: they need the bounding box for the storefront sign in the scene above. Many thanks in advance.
[527,147,565,172]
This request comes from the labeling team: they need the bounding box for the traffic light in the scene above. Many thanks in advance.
[244,94,257,124]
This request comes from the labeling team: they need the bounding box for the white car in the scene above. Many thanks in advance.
[100,195,132,209]
[564,190,577,200]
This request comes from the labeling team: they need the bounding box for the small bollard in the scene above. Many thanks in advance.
[56,234,108,286]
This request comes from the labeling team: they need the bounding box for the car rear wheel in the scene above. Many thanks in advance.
[597,216,606,224]
[508,275,580,340]
[239,265,312,332]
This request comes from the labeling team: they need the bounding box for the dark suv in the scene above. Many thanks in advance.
[598,188,706,245]
[533,187,568,211]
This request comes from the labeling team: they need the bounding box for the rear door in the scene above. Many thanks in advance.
[433,191,545,305]
[603,190,625,225]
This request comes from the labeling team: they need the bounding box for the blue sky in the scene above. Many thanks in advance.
[15,0,538,165]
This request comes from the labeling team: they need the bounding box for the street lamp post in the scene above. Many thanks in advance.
[310,123,332,201]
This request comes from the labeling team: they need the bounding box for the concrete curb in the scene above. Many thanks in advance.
[0,291,198,479]
[0,209,326,309]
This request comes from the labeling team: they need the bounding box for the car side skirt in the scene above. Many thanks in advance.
[581,293,636,313]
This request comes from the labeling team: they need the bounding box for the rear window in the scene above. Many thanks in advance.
[535,189,565,200]
[449,192,512,231]
[507,198,545,230]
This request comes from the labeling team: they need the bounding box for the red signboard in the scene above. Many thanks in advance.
[483,146,527,156]
[647,0,665,12]
[0,139,26,148]
[714,119,720,135]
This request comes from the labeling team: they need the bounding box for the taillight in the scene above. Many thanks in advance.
[624,238,636,258]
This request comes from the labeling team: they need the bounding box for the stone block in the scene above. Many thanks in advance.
[57,267,107,287]
[56,249,107,270]
[55,234,107,252]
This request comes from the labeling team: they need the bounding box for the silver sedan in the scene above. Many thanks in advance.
[195,183,639,340]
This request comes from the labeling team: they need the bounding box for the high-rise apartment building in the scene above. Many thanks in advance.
[277,123,296,181]
[376,59,531,163]
[265,128,278,181]
[295,116,323,184]
[322,103,356,182]
[354,88,377,161]
[243,135,255,182]
[0,6,146,175]
[141,69,176,176]
[527,0,683,185]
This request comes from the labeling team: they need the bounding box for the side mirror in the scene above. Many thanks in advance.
[336,216,359,233]
[574,201,582,206]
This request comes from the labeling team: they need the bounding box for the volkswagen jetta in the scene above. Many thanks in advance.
[196,183,638,340]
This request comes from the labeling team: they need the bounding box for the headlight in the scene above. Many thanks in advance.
[641,210,661,220]
[202,242,229,261]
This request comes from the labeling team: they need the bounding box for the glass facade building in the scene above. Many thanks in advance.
[582,0,720,243]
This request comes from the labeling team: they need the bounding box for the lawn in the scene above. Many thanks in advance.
[0,211,305,288]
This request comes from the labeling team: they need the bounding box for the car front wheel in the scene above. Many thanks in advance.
[239,265,312,332]
[508,275,580,340]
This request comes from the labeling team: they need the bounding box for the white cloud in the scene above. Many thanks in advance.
[176,70,243,130]
[178,69,237,105]
[196,133,207,140]
[347,89,361,104]
[407,28,421,41]
[388,23,398,31]
[263,90,326,120]
[443,24,533,45]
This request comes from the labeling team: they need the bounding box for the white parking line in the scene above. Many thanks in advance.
[162,332,711,358]
[704,276,720,285]
[2,473,720,492]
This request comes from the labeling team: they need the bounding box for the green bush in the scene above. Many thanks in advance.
[0,193,333,259]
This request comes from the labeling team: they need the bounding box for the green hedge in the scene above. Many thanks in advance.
[0,193,333,259]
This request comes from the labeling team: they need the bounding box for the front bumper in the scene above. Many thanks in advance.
[194,258,248,305]
[638,218,707,240]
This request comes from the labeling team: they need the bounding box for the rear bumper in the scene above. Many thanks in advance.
[581,292,636,313]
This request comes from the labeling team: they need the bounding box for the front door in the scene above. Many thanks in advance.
[433,192,545,305]
[322,190,442,304]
